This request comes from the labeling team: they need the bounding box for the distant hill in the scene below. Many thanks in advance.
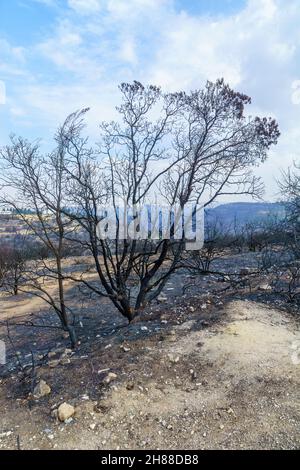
[206,202,285,230]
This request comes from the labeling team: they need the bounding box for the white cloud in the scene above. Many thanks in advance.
[119,37,137,64]
[36,20,104,76]
[2,0,300,200]
[68,0,102,14]
[31,0,58,6]
[0,39,27,78]
[291,80,300,105]
[146,0,300,93]
[0,81,6,105]
[10,106,26,117]
[106,0,170,18]
[245,0,277,22]
[147,14,243,90]
[60,32,82,46]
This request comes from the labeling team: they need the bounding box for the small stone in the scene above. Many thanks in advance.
[219,424,224,430]
[43,428,53,435]
[48,359,60,368]
[64,348,73,355]
[89,423,96,430]
[103,372,117,384]
[240,268,250,276]
[259,284,272,291]
[0,431,13,438]
[168,336,177,342]
[126,382,135,391]
[51,409,58,419]
[94,400,111,413]
[60,357,71,365]
[97,368,110,375]
[167,354,180,364]
[33,380,51,399]
[57,403,75,422]
[121,345,131,352]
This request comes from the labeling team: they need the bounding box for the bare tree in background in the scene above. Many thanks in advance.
[0,137,77,346]
[58,79,279,322]
[183,217,231,274]
[279,162,300,258]
[255,163,300,304]
[0,235,31,295]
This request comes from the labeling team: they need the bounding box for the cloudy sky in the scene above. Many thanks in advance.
[0,0,300,201]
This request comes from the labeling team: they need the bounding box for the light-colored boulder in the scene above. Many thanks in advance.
[33,380,51,399]
[103,372,117,384]
[57,403,75,422]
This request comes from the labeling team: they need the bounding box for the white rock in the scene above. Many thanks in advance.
[64,418,73,424]
[97,368,110,375]
[103,372,117,384]
[48,359,60,368]
[167,354,180,364]
[33,380,51,399]
[57,403,75,422]
[0,431,13,438]
[259,284,272,291]
[63,348,73,355]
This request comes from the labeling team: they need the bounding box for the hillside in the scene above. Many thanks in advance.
[0,253,299,449]
[207,202,284,229]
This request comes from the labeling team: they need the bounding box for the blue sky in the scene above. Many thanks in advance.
[1,0,300,201]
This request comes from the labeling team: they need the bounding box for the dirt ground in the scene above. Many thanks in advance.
[0,256,300,450]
